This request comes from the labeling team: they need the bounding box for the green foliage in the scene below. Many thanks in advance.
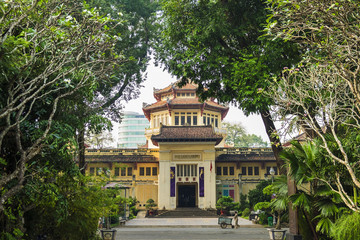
[331,212,360,240]
[145,198,157,210]
[248,180,272,208]
[0,0,157,237]
[156,1,301,141]
[119,196,140,219]
[258,212,270,225]
[254,202,270,211]
[223,122,268,147]
[241,208,250,218]
[281,140,354,238]
[216,196,238,211]
[239,194,250,211]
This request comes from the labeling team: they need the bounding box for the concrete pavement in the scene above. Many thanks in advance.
[110,215,276,239]
[118,216,262,228]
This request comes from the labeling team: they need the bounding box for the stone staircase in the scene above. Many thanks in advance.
[154,208,218,218]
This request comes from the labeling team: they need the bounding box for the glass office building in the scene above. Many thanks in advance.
[117,111,149,148]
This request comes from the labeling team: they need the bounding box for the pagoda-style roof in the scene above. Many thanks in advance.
[143,80,229,120]
[151,125,223,146]
[153,81,198,99]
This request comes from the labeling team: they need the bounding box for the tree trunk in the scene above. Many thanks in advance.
[78,127,86,175]
[260,108,285,174]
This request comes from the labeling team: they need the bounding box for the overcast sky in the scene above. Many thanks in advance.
[115,59,269,145]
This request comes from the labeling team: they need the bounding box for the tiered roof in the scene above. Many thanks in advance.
[151,125,223,146]
[143,81,229,120]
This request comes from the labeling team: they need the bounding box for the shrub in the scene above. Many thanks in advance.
[145,198,157,210]
[254,202,270,211]
[216,196,238,211]
[239,194,250,211]
[331,212,360,240]
[248,180,271,208]
[258,212,269,225]
[241,208,250,217]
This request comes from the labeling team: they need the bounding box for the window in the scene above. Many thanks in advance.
[177,164,197,177]
[215,119,218,127]
[90,167,95,176]
[241,167,246,175]
[203,116,206,125]
[114,167,119,176]
[181,115,185,125]
[248,167,253,176]
[127,167,132,176]
[121,168,126,176]
[146,167,151,176]
[274,167,278,175]
[187,116,191,125]
[182,93,185,96]
[223,167,228,176]
[175,115,179,125]
[217,167,222,175]
[152,167,157,176]
[177,93,180,97]
[193,116,197,125]
[186,93,190,96]
[229,166,234,175]
[139,167,144,176]
[191,93,195,96]
[254,167,259,176]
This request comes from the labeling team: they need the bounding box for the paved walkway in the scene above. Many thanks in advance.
[121,216,262,228]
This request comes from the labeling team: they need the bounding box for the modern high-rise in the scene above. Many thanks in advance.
[117,111,149,148]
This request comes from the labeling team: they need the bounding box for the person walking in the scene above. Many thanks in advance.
[233,211,239,229]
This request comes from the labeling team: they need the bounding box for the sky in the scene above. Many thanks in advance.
[113,59,270,146]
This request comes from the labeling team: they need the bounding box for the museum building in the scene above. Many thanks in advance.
[85,81,277,210]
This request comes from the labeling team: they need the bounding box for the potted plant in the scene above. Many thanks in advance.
[145,198,157,216]
[216,196,238,216]
[263,182,288,240]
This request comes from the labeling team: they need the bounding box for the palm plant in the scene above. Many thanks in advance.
[280,140,349,239]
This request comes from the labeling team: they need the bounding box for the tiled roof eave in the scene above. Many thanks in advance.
[154,138,222,143]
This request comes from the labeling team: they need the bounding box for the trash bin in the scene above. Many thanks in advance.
[268,217,273,226]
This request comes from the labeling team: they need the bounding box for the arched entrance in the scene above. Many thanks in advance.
[177,183,197,207]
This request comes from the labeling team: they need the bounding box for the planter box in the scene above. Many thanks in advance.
[267,229,287,240]
[100,229,117,240]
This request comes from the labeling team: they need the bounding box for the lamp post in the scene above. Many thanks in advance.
[269,167,276,227]
[269,167,275,184]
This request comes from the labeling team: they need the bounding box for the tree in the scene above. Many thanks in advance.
[0,0,126,213]
[156,0,301,172]
[248,180,272,208]
[267,0,360,107]
[85,131,114,149]
[223,122,268,147]
[0,0,157,237]
[265,1,360,236]
[74,0,159,174]
[267,52,360,213]
[222,122,246,147]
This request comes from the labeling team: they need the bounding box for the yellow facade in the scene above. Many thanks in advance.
[85,81,277,210]
[85,146,277,210]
